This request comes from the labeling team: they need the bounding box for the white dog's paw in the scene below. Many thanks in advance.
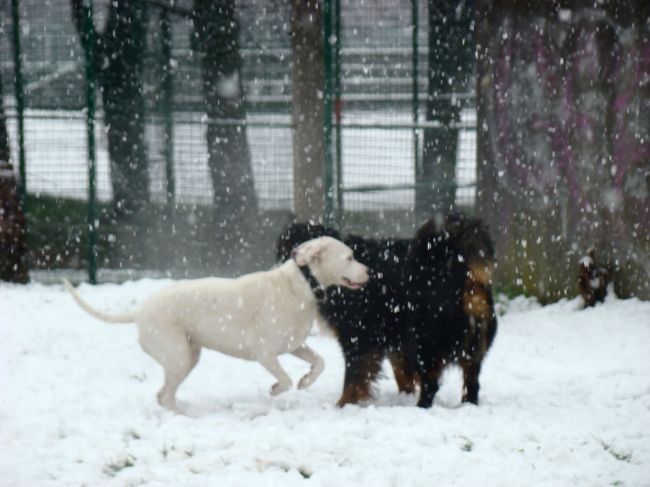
[298,363,323,390]
[297,374,315,390]
[270,381,291,396]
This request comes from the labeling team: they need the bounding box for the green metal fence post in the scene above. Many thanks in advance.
[322,0,334,226]
[412,0,420,218]
[333,0,342,229]
[83,1,98,284]
[10,0,27,212]
[160,7,175,221]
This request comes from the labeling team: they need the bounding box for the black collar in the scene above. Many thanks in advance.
[296,262,327,301]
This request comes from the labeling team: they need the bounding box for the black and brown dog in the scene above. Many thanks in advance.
[276,214,497,408]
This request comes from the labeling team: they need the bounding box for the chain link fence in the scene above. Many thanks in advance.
[1,0,476,281]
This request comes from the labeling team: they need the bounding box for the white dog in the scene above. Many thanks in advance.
[64,236,368,412]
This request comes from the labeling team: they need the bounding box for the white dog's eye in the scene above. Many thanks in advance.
[347,255,354,261]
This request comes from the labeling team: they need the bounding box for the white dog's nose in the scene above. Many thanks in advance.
[359,265,370,283]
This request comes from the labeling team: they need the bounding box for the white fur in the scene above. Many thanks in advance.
[64,236,368,412]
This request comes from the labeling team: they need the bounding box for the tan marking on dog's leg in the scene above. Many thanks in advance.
[463,283,492,321]
[388,352,417,394]
[337,383,372,407]
[290,345,325,390]
[337,352,382,407]
[468,261,494,286]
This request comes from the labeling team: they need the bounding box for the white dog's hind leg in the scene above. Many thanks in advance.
[258,356,292,396]
[139,330,201,412]
[290,345,325,390]
[157,344,201,411]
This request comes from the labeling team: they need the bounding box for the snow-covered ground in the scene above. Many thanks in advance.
[2,280,649,486]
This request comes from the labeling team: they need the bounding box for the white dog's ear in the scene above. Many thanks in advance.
[292,240,324,267]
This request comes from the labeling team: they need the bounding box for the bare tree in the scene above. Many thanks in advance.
[290,0,325,222]
[0,56,29,283]
[71,0,149,217]
[417,0,475,217]
[192,0,258,243]
[475,0,650,300]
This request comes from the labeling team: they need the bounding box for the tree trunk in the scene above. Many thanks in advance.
[71,0,150,218]
[0,66,29,283]
[192,0,258,250]
[418,0,475,219]
[475,0,650,301]
[0,71,9,166]
[290,0,325,223]
[475,0,498,221]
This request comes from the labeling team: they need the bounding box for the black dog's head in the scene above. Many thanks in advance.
[409,217,464,277]
[408,214,495,302]
[276,222,342,262]
[444,213,495,280]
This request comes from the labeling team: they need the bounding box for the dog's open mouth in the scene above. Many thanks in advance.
[342,277,365,289]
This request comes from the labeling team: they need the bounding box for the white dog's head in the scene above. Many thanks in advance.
[292,236,369,290]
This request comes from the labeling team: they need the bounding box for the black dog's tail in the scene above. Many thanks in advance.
[451,215,495,290]
[450,216,496,333]
[438,214,498,354]
[411,213,495,288]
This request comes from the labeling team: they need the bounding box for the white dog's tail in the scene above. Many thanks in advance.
[63,279,135,324]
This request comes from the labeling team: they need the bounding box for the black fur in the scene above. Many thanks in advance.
[276,214,497,408]
[406,215,497,407]
[276,222,341,262]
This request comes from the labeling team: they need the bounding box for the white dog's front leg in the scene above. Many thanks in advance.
[291,345,325,390]
[258,356,292,396]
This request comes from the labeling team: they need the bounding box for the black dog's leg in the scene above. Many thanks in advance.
[461,360,482,404]
[461,311,494,405]
[485,296,498,350]
[417,379,439,408]
[337,348,383,407]
[388,351,418,394]
[416,361,444,408]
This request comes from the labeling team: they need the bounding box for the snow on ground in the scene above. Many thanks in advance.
[1,280,649,486]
